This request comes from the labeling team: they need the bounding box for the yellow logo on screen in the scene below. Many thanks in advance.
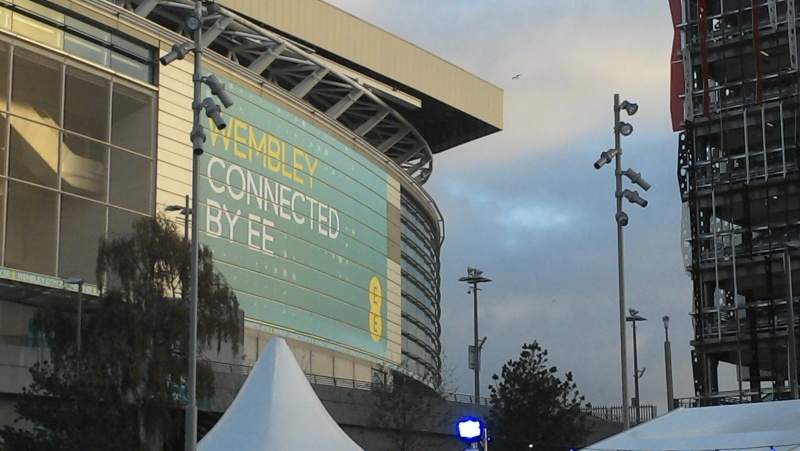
[369,277,383,342]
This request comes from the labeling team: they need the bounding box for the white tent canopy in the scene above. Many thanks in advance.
[198,337,364,451]
[583,399,800,451]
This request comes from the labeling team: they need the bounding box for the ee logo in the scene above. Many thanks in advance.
[369,276,383,342]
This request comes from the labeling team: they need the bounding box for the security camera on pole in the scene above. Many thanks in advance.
[592,94,650,430]
[158,1,234,449]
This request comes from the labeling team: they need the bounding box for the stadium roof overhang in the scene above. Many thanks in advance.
[108,0,502,185]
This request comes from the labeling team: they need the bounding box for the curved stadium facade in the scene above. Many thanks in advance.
[0,0,502,425]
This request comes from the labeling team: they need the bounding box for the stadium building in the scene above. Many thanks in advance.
[0,0,502,432]
[671,0,800,403]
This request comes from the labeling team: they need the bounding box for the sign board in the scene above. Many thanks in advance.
[197,75,390,358]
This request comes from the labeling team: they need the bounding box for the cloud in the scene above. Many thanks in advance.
[326,0,699,414]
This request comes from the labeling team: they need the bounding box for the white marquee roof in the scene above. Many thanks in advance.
[198,337,363,451]
[583,399,800,451]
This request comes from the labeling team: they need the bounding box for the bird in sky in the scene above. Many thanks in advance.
[512,74,522,80]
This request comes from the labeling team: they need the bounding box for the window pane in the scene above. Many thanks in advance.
[64,16,109,43]
[0,42,8,109]
[111,53,151,82]
[108,207,142,238]
[9,117,59,188]
[0,180,5,264]
[6,181,57,275]
[0,113,6,175]
[65,67,109,140]
[111,35,150,60]
[111,85,154,156]
[0,7,9,31]
[11,14,63,48]
[65,34,110,67]
[59,194,104,284]
[61,133,107,201]
[109,149,151,213]
[11,49,62,126]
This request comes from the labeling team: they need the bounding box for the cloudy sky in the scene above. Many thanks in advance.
[323,0,707,415]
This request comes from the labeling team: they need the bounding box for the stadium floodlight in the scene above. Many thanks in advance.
[203,74,234,108]
[618,121,634,136]
[456,417,484,443]
[623,168,651,191]
[204,0,221,14]
[594,148,620,169]
[202,97,227,130]
[160,41,194,66]
[619,100,638,116]
[190,124,206,155]
[185,12,203,32]
[623,189,648,208]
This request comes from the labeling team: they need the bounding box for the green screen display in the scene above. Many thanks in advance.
[196,75,389,358]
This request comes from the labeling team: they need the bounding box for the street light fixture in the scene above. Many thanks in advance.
[592,93,650,430]
[663,315,675,411]
[626,308,647,425]
[166,194,192,242]
[159,2,234,449]
[459,267,491,405]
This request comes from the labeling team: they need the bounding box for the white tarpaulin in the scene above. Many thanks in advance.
[583,399,800,451]
[198,337,363,451]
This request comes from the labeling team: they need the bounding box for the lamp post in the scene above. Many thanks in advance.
[626,308,647,424]
[64,277,84,356]
[593,94,649,430]
[166,194,192,240]
[783,242,799,399]
[662,315,675,410]
[459,267,491,405]
[159,2,233,449]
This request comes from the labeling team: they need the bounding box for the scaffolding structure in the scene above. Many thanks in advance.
[675,0,800,404]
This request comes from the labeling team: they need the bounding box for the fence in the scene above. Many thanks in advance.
[582,404,658,425]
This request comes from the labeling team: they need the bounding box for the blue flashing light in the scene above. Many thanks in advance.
[456,417,484,441]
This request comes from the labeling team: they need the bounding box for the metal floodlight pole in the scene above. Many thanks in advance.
[64,277,84,357]
[783,246,799,399]
[159,3,231,449]
[595,93,646,428]
[613,93,631,429]
[459,268,491,405]
[663,315,675,411]
[626,309,646,425]
[183,194,190,240]
[76,282,83,356]
[472,279,479,404]
[631,316,640,422]
[186,1,202,449]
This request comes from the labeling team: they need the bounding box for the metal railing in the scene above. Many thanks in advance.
[581,405,657,425]
[209,362,492,405]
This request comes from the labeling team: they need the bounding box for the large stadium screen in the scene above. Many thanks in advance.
[197,74,390,359]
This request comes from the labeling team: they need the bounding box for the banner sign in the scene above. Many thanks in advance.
[197,75,389,358]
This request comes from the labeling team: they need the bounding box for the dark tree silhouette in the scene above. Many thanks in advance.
[488,341,591,450]
[368,369,448,451]
[1,215,241,450]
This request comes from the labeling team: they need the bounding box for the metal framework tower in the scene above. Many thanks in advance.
[674,0,800,404]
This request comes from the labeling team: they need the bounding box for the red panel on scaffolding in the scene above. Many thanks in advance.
[670,0,685,131]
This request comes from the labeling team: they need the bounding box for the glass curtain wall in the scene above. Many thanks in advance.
[0,38,156,284]
[400,190,442,380]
